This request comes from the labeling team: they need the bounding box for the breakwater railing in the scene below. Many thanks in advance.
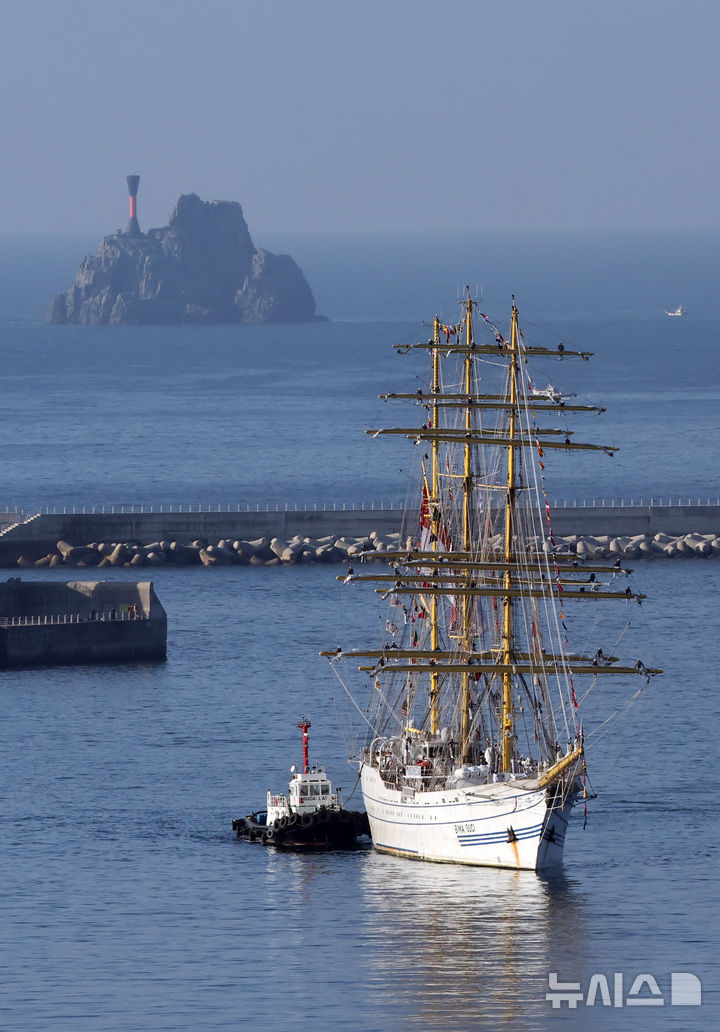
[0,497,719,518]
[13,502,405,517]
[0,610,149,627]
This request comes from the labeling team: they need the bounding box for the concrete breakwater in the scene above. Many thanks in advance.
[553,531,720,560]
[0,509,407,566]
[19,533,409,568]
[0,506,719,567]
[5,527,720,570]
[0,580,167,667]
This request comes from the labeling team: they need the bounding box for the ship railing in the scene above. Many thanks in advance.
[0,609,150,627]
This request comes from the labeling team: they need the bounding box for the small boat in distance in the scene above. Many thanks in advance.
[665,306,684,316]
[232,717,369,849]
[322,292,661,872]
[528,382,577,405]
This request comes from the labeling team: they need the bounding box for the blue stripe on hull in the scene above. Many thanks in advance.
[457,821,545,847]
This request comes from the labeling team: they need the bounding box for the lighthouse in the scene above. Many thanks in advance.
[126,174,142,237]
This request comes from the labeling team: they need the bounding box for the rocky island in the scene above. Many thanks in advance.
[48,183,324,325]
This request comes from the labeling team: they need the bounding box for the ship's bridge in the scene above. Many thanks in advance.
[266,765,342,823]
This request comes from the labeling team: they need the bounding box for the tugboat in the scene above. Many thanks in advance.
[232,718,370,850]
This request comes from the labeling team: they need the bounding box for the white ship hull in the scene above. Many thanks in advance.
[361,765,575,872]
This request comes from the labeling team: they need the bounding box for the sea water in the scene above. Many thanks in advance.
[0,233,718,1029]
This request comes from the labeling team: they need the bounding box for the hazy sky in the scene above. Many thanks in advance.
[1,0,718,236]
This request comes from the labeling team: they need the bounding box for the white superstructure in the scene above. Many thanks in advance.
[267,765,342,825]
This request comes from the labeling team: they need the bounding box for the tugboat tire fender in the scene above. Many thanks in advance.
[300,813,314,828]
[287,813,299,828]
[278,816,288,829]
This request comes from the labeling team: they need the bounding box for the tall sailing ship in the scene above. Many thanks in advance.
[322,293,660,872]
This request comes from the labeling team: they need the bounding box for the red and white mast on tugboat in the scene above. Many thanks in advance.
[298,717,311,773]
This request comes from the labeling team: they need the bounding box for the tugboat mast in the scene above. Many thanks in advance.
[298,716,311,773]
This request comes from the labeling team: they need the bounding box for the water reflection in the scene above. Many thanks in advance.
[358,854,588,1031]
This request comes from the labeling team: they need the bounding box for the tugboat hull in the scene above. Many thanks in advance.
[232,808,370,851]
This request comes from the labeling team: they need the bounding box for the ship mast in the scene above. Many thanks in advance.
[429,315,441,733]
[461,294,474,759]
[501,301,519,772]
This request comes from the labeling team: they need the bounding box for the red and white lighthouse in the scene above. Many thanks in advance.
[126,174,141,236]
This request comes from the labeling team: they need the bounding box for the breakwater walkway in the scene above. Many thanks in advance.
[0,500,719,567]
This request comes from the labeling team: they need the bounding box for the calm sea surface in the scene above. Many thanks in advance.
[0,233,718,1029]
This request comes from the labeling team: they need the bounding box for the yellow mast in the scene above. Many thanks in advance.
[501,301,519,772]
[461,295,473,758]
[429,316,440,733]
